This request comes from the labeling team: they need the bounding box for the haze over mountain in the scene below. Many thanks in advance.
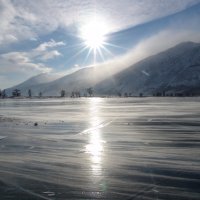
[95,41,200,96]
[5,62,119,96]
[5,42,200,96]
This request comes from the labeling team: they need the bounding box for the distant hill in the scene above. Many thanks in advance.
[5,41,200,97]
[5,73,61,96]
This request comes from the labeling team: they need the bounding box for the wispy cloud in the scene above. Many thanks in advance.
[33,39,65,61]
[34,39,65,52]
[0,52,51,74]
[0,0,36,45]
[1,0,200,45]
[39,50,62,61]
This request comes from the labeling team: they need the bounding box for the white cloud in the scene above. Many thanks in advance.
[30,37,38,41]
[0,0,37,45]
[39,50,61,61]
[34,39,65,52]
[93,0,200,31]
[0,0,200,45]
[33,40,64,61]
[0,51,52,74]
[31,39,65,60]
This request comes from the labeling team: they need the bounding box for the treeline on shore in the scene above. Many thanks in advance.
[0,88,199,99]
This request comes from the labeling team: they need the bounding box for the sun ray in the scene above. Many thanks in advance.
[93,47,97,64]
[82,47,93,66]
[100,45,115,58]
[104,42,128,50]
[62,45,88,65]
[97,47,106,62]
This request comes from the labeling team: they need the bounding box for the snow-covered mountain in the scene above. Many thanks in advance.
[5,73,62,96]
[27,67,107,96]
[95,41,200,96]
[5,41,200,96]
[5,64,116,96]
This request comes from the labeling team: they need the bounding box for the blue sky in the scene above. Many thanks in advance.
[0,0,200,88]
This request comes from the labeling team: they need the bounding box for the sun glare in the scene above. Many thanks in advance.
[77,16,115,64]
[80,18,108,50]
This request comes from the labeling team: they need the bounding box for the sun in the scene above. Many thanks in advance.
[78,17,114,63]
[80,18,108,50]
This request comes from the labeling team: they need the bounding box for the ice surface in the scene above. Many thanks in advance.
[0,97,200,199]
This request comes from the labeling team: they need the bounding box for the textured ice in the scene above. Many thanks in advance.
[0,97,200,199]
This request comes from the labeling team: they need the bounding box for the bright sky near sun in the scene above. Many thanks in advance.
[0,0,200,88]
[80,18,108,49]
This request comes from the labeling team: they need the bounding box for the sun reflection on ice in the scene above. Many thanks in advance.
[85,98,105,178]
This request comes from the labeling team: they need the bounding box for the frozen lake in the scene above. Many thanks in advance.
[0,97,200,200]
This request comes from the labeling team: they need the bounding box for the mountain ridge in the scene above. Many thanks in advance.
[5,41,200,96]
[94,41,200,96]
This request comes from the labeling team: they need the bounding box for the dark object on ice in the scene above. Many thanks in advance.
[34,122,38,126]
